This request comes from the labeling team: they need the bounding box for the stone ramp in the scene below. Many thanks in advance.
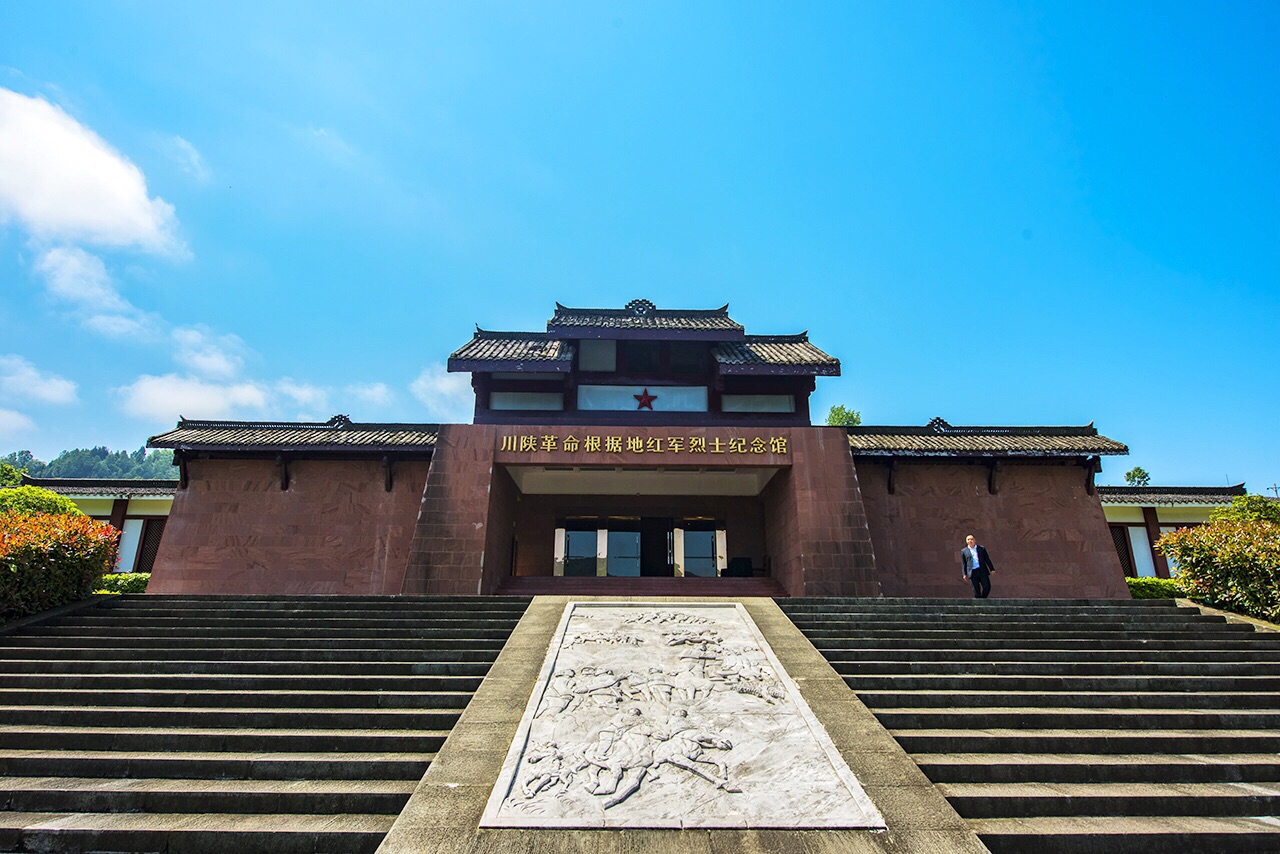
[779,597,1280,854]
[0,594,529,853]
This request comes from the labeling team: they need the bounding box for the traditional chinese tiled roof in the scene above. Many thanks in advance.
[713,334,840,376]
[448,330,574,373]
[149,414,438,454]
[847,417,1128,458]
[17,477,177,496]
[546,299,745,337]
[1098,484,1248,506]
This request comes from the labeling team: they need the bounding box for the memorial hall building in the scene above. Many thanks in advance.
[146,299,1132,599]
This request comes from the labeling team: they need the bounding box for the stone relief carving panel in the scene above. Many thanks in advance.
[481,603,885,829]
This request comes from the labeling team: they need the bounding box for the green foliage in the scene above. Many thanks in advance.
[0,462,21,488]
[1157,520,1280,622]
[1126,577,1188,599]
[0,511,120,621]
[826,405,863,427]
[1124,466,1151,487]
[2,446,177,480]
[94,572,150,594]
[1210,494,1280,525]
[0,486,83,517]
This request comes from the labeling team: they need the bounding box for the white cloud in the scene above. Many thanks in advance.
[33,246,153,338]
[300,125,359,164]
[117,374,267,421]
[0,408,36,438]
[0,88,183,255]
[35,246,129,312]
[277,379,330,416]
[0,355,77,404]
[171,326,246,381]
[346,382,393,406]
[409,364,473,423]
[168,135,210,183]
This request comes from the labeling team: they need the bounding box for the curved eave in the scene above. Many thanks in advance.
[717,363,841,377]
[447,358,572,373]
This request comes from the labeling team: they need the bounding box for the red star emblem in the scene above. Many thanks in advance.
[634,388,658,410]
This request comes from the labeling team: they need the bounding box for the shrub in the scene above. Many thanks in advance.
[0,511,119,621]
[0,486,83,517]
[95,572,150,594]
[1158,520,1280,623]
[1126,577,1188,599]
[1210,494,1280,525]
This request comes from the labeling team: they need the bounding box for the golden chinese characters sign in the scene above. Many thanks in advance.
[495,429,790,462]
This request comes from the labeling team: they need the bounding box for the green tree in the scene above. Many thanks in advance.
[1124,466,1152,487]
[0,461,21,488]
[826,405,863,427]
[1209,494,1280,525]
[0,485,83,517]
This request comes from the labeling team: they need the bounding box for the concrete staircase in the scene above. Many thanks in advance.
[0,594,529,853]
[779,597,1280,854]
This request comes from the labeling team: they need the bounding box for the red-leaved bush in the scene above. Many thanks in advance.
[0,511,120,621]
[1158,520,1280,623]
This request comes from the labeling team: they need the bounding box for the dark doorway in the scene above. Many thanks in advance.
[640,517,674,576]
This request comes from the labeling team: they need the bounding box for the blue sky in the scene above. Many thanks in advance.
[0,2,1276,490]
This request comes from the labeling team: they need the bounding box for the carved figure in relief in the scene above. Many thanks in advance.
[567,631,642,647]
[521,741,575,799]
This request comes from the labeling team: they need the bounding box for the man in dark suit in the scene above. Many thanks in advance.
[960,534,995,599]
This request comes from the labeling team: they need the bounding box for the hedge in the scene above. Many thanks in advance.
[0,511,119,621]
[0,486,82,517]
[95,572,150,594]
[1158,520,1280,623]
[1126,577,1189,599]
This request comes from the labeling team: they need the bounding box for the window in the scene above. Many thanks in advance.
[489,392,565,411]
[621,341,662,373]
[721,394,795,413]
[669,342,708,374]
[578,340,617,372]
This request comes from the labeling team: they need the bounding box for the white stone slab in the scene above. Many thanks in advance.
[480,602,886,829]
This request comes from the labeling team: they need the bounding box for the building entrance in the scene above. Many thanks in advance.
[554,517,726,578]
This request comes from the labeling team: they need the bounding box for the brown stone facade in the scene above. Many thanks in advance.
[856,460,1130,598]
[404,424,878,597]
[148,457,430,595]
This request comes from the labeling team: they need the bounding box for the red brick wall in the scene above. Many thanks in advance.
[856,460,1130,598]
[760,428,880,597]
[403,424,506,596]
[148,458,430,595]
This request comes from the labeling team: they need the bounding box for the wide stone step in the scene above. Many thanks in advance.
[0,659,493,677]
[826,648,1280,663]
[0,688,474,710]
[0,705,466,730]
[0,810,392,853]
[915,753,1280,784]
[844,674,1280,692]
[940,781,1280,818]
[57,615,523,632]
[0,673,485,692]
[87,606,526,620]
[22,625,514,641]
[836,661,1280,677]
[0,750,431,781]
[0,777,416,815]
[970,815,1280,854]
[790,614,1230,628]
[816,637,1280,651]
[782,597,1179,607]
[807,628,1257,642]
[876,707,1280,730]
[893,728,1280,754]
[859,690,1280,710]
[0,725,450,754]
[0,636,504,653]
[103,593,530,608]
